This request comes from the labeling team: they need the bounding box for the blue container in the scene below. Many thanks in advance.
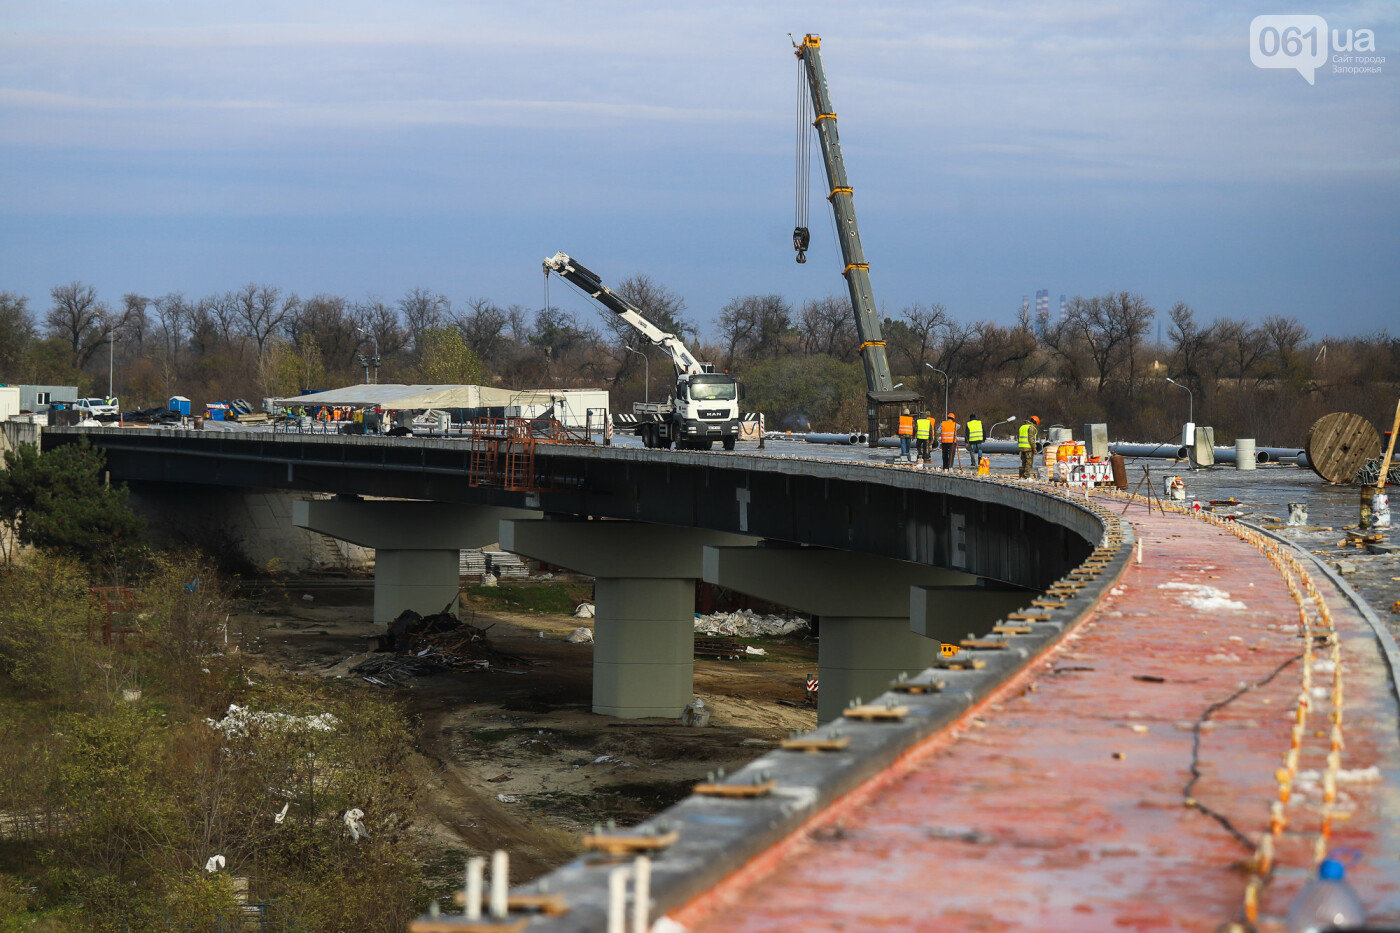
[169,396,191,416]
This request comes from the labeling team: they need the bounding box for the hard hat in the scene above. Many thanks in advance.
[1031,415,1041,424]
[947,413,956,419]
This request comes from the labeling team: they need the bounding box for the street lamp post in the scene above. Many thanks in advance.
[923,363,949,417]
[108,331,115,399]
[1165,377,1193,428]
[1166,377,1195,469]
[624,345,649,404]
[356,327,381,384]
[989,415,1018,438]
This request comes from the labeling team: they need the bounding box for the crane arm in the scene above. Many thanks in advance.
[795,34,896,396]
[542,251,705,376]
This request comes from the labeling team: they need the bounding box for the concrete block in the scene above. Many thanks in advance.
[1193,427,1216,466]
[1084,423,1109,459]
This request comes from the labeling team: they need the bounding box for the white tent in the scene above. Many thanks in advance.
[273,384,555,410]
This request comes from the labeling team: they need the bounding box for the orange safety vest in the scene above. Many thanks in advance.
[897,415,914,437]
[939,419,957,443]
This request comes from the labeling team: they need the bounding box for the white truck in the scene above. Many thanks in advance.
[542,252,744,450]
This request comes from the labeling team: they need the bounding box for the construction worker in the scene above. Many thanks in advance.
[939,412,958,470]
[965,412,984,465]
[1019,415,1040,479]
[897,408,915,462]
[915,410,933,463]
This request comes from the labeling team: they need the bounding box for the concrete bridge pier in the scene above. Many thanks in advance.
[500,520,756,719]
[292,498,539,623]
[702,546,1029,722]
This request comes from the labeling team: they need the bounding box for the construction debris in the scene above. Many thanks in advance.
[353,608,531,686]
[566,626,594,644]
[694,610,810,638]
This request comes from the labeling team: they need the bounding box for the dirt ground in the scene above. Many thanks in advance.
[232,579,818,884]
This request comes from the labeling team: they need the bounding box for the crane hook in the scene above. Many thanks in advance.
[793,226,810,264]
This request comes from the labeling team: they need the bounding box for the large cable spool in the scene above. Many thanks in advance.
[1304,412,1381,484]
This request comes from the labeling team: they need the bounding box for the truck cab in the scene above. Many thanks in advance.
[675,373,742,449]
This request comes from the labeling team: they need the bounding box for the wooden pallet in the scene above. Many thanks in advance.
[993,624,1033,635]
[1031,599,1067,609]
[1006,611,1050,622]
[890,679,944,694]
[582,828,679,857]
[780,735,851,753]
[843,704,909,721]
[448,893,569,916]
[693,779,777,798]
[931,656,986,670]
[959,638,1009,650]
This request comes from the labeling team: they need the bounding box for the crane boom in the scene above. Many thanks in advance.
[795,34,919,444]
[542,251,707,376]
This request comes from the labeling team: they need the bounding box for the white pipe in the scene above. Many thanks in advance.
[465,857,484,919]
[608,867,631,933]
[490,850,508,919]
[631,856,651,933]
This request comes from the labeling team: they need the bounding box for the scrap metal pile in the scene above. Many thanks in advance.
[350,608,530,686]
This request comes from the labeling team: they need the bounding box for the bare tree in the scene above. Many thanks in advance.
[1063,292,1154,394]
[715,295,792,366]
[122,294,150,349]
[1167,302,1214,389]
[456,298,512,364]
[399,288,450,352]
[797,296,857,358]
[45,282,121,367]
[234,284,292,357]
[152,293,191,364]
[888,302,948,372]
[1261,315,1309,376]
[206,292,240,347]
[616,275,692,344]
[1215,318,1268,387]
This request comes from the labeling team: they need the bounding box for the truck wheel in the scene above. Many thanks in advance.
[723,436,737,451]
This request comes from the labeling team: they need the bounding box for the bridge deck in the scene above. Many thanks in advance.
[673,504,1400,930]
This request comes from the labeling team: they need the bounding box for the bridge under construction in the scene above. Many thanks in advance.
[40,426,1400,929]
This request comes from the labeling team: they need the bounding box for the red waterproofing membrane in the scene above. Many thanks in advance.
[674,506,1400,930]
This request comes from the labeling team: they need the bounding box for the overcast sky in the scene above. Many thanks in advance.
[1,1,1396,337]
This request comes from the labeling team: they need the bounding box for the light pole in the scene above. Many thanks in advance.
[1166,377,1193,427]
[624,345,649,404]
[356,327,381,384]
[107,331,115,400]
[923,363,949,418]
[989,415,1017,438]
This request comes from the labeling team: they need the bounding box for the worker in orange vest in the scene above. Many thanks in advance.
[939,412,958,470]
[896,408,915,462]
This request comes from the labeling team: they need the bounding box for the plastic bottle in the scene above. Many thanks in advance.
[1285,857,1366,932]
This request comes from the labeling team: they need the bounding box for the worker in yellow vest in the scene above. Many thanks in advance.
[1018,415,1040,479]
[938,413,958,470]
[965,413,985,465]
[915,411,933,464]
[896,408,915,462]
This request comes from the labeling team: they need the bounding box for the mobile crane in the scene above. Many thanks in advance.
[542,251,745,450]
[792,33,920,446]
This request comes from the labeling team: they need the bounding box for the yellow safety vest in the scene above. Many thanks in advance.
[966,420,984,443]
[1018,422,1036,449]
[916,418,932,440]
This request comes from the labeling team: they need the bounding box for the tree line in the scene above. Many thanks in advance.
[2,279,1396,445]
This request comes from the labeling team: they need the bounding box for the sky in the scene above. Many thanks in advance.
[1,1,1397,338]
